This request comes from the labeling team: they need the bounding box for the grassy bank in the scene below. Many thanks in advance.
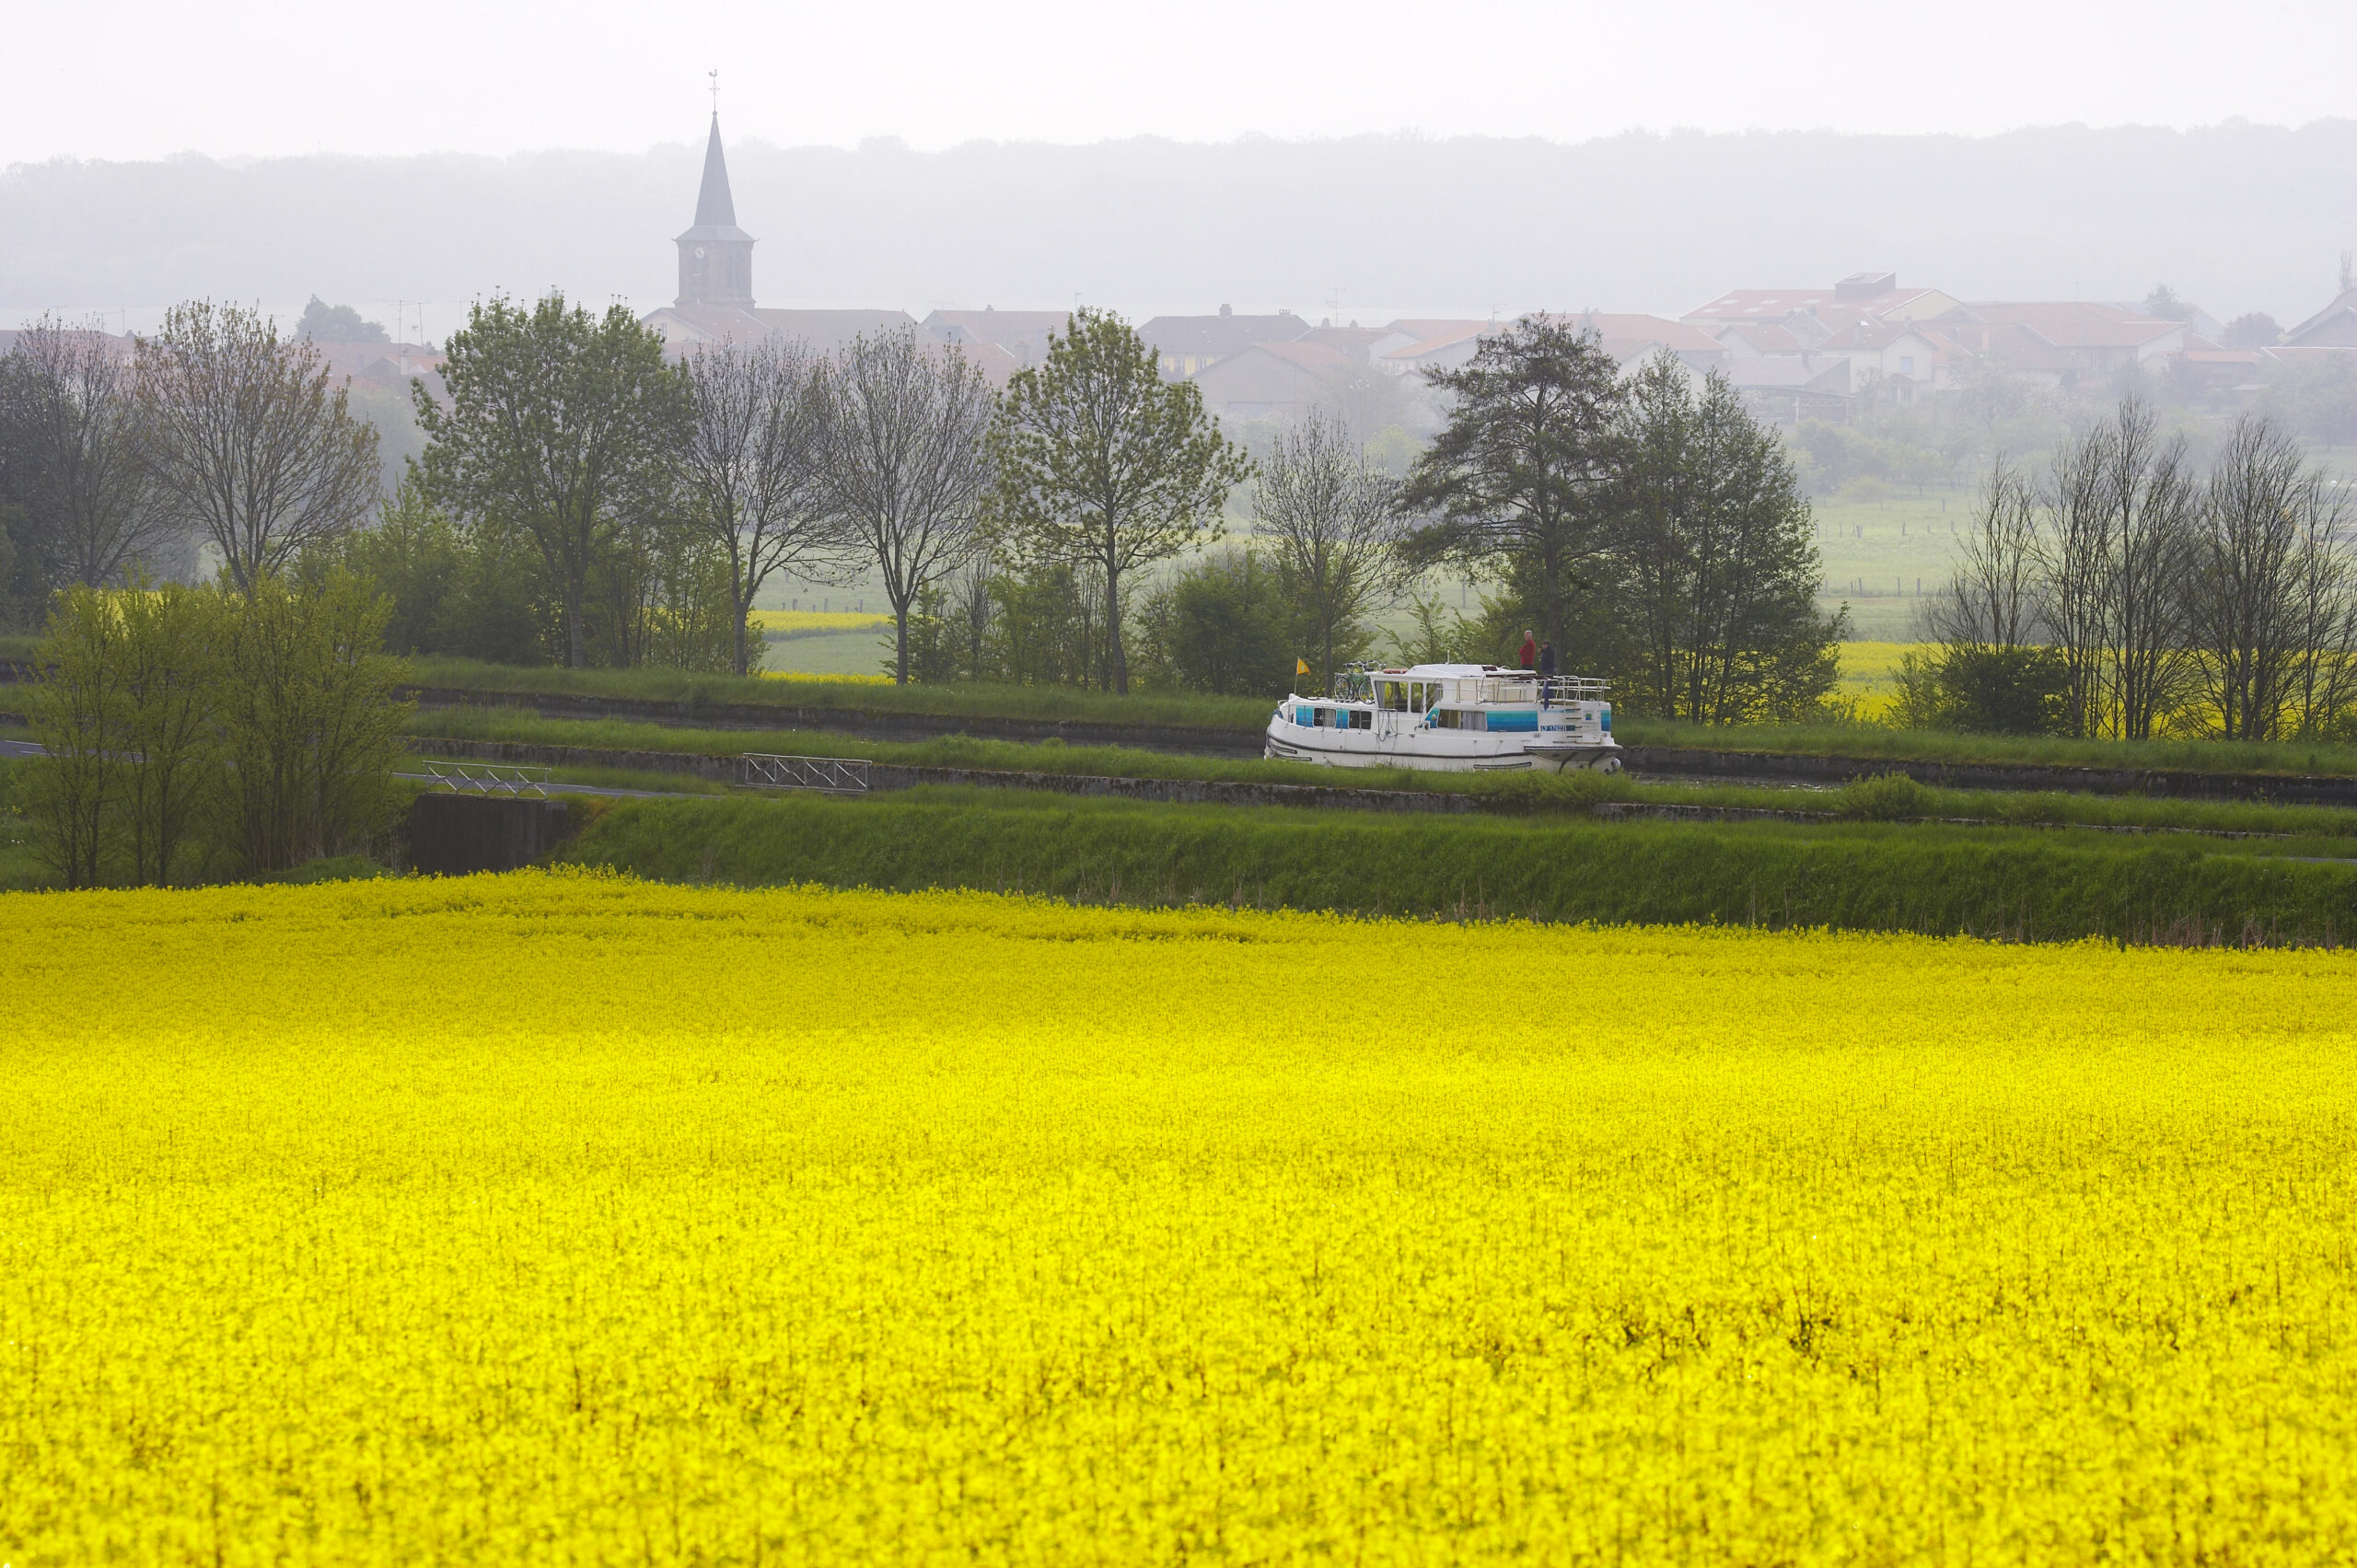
[413,707,2357,842]
[0,756,31,889]
[1617,715,2357,777]
[558,790,2357,946]
[404,657,1273,731]
[25,644,2357,783]
[396,657,2357,777]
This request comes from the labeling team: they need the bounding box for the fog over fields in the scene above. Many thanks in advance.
[6,120,2352,331]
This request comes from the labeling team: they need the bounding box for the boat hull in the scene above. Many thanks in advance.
[1263,726,1622,773]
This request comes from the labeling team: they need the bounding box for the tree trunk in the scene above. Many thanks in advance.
[566,577,586,669]
[733,604,750,679]
[895,604,911,685]
[1105,560,1127,695]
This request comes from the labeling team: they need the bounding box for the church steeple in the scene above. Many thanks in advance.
[693,114,737,227]
[676,111,757,308]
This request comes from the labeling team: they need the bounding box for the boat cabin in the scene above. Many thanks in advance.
[1290,663,1610,735]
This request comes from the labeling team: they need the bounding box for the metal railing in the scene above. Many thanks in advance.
[742,753,871,794]
[424,761,551,797]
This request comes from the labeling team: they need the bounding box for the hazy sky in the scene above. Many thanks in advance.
[9,0,2352,162]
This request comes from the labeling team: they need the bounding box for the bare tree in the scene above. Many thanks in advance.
[1252,411,1411,686]
[1926,458,2042,650]
[2282,477,2357,739]
[2185,417,2357,741]
[2034,400,2197,739]
[676,337,836,676]
[2099,401,2199,739]
[0,317,170,589]
[826,330,997,684]
[944,553,995,679]
[2036,426,2113,738]
[133,301,380,591]
[2186,417,2307,740]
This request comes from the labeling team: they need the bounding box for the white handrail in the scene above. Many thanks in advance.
[741,753,872,793]
[425,761,551,798]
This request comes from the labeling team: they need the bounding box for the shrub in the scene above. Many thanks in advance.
[1837,772,1930,821]
[1939,645,2071,735]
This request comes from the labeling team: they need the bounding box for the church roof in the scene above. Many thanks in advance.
[677,114,755,245]
[695,114,737,227]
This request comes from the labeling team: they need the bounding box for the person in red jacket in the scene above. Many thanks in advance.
[1516,629,1537,669]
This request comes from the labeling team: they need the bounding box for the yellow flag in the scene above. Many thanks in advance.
[1295,658,1311,676]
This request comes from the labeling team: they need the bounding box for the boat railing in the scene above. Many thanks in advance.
[1474,676,1610,704]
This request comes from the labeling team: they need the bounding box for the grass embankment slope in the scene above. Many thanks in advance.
[0,758,32,890]
[402,656,1273,732]
[562,789,2357,946]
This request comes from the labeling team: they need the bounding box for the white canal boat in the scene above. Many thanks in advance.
[1264,663,1622,773]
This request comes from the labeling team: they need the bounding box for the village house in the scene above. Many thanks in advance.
[1138,307,1312,377]
[1185,341,1354,422]
[921,308,1071,371]
[1681,273,1965,340]
[2282,287,2357,348]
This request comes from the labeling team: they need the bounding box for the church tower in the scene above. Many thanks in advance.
[675,115,756,308]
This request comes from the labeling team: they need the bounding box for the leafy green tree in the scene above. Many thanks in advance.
[215,569,412,873]
[984,559,1112,689]
[22,585,127,887]
[416,294,691,668]
[332,474,557,665]
[295,296,389,343]
[1135,552,1293,697]
[113,580,225,884]
[988,309,1247,693]
[1610,357,1842,723]
[1399,314,1623,656]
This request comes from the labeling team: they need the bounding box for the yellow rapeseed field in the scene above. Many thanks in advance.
[5,872,2356,1565]
[749,609,896,634]
[1836,639,1922,719]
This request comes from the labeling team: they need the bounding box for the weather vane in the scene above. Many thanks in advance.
[709,70,720,115]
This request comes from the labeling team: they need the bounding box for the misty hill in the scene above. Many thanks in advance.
[5,121,2352,323]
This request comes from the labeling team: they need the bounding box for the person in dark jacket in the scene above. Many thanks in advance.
[1516,630,1537,668]
[1537,640,1559,679]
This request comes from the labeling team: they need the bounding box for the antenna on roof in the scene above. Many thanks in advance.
[708,69,720,116]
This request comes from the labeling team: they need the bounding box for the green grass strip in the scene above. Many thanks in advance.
[558,790,2357,947]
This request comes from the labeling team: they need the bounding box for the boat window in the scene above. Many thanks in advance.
[1379,681,1410,713]
[1315,707,1333,728]
[1349,709,1372,730]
